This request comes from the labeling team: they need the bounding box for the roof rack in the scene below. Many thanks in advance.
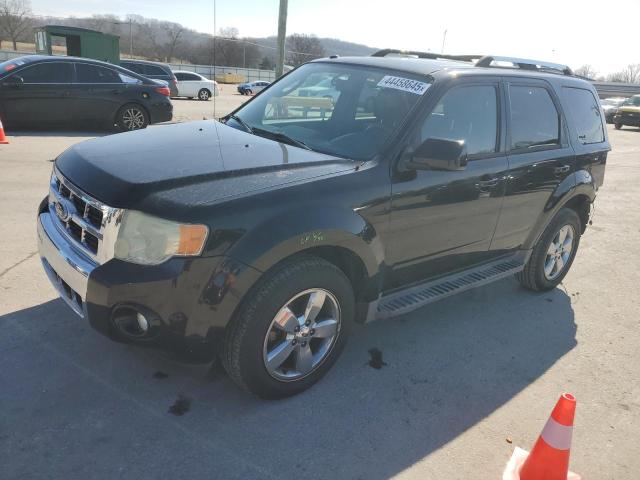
[475,56,574,76]
[371,49,481,63]
[372,50,574,76]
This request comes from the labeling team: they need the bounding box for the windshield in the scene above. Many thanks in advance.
[623,96,640,106]
[0,58,28,78]
[226,62,431,160]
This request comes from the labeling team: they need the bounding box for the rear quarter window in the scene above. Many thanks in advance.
[144,65,168,76]
[562,87,604,144]
[509,85,560,151]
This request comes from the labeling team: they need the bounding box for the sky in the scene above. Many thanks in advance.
[31,0,640,76]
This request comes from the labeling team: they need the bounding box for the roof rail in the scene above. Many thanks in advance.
[371,49,481,63]
[475,56,573,76]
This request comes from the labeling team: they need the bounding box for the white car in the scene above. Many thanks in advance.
[173,71,219,101]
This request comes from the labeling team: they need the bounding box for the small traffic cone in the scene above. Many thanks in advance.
[0,118,8,144]
[503,393,580,480]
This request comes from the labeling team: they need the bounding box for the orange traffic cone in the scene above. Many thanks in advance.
[503,393,580,480]
[0,118,8,144]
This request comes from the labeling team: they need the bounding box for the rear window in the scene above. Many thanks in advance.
[562,87,604,144]
[509,85,560,151]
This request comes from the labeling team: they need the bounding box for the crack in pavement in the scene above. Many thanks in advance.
[0,252,38,279]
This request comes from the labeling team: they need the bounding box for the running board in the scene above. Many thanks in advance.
[371,253,528,321]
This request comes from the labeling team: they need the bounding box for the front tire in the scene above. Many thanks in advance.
[516,208,582,291]
[198,89,211,101]
[614,123,623,130]
[116,103,149,131]
[222,256,354,398]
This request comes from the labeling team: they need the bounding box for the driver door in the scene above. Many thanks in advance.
[386,79,510,290]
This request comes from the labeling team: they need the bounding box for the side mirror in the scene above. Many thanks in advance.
[408,138,468,171]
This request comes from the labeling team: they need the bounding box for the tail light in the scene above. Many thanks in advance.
[154,86,171,96]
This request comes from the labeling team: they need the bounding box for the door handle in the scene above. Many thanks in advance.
[478,177,500,189]
[554,165,571,175]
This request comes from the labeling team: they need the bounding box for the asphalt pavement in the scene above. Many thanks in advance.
[1,106,639,479]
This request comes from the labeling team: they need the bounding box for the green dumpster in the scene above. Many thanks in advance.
[34,25,120,64]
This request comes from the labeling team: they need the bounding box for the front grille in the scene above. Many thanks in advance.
[49,170,109,260]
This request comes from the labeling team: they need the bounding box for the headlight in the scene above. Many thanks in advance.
[114,210,208,265]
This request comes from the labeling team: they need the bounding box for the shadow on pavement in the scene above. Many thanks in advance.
[1,277,576,479]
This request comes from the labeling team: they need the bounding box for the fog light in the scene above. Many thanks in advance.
[136,312,149,333]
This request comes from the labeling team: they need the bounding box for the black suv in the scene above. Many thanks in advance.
[120,59,179,97]
[0,56,173,131]
[37,52,609,398]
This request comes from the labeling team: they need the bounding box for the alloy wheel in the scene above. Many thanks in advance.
[263,288,341,381]
[122,108,145,130]
[199,90,210,100]
[544,224,575,280]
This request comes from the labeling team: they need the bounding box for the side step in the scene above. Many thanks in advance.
[373,253,527,321]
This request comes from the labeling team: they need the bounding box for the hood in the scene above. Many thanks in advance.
[619,105,640,113]
[55,121,356,214]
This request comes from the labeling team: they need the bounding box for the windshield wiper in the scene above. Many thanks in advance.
[227,114,253,133]
[252,127,312,150]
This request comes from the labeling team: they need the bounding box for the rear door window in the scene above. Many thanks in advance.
[16,62,72,83]
[123,62,145,74]
[76,64,121,84]
[144,65,167,76]
[509,85,560,151]
[562,87,604,144]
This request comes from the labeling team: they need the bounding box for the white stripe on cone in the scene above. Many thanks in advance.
[540,416,573,451]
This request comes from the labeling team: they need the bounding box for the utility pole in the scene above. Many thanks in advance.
[275,0,288,78]
[440,29,447,54]
[129,19,133,57]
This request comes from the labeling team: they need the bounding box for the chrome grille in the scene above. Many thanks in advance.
[48,168,122,264]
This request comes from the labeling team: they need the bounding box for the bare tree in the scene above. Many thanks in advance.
[606,64,640,84]
[287,34,325,66]
[574,64,597,80]
[163,22,184,62]
[0,0,32,50]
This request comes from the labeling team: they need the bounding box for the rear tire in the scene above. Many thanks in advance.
[116,103,149,131]
[614,123,623,130]
[516,208,581,291]
[222,256,354,399]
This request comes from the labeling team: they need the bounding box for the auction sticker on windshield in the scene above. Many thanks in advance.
[377,76,430,95]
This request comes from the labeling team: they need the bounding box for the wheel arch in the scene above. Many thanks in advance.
[224,205,385,303]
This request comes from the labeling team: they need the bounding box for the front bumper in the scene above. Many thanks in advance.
[37,203,260,360]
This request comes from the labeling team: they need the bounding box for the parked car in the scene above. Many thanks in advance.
[173,71,219,100]
[600,97,627,123]
[237,80,270,95]
[37,53,608,398]
[120,59,179,97]
[613,94,640,130]
[0,56,172,131]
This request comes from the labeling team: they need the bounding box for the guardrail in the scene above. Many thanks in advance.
[168,63,276,83]
[593,82,640,99]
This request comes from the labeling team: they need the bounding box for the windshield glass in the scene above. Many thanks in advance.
[623,96,640,106]
[226,62,431,160]
[0,58,28,78]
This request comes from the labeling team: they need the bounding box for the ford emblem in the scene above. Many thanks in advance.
[55,201,69,222]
